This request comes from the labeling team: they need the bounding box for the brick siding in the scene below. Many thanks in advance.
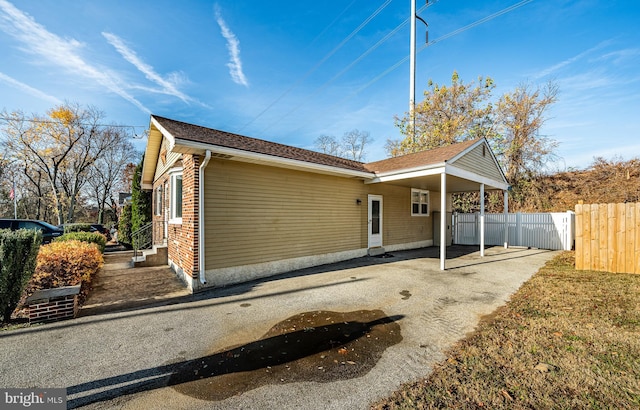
[153,154,200,285]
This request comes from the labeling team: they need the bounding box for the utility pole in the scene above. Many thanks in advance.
[410,0,428,142]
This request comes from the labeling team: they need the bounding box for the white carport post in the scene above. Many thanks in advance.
[480,183,485,257]
[440,172,447,270]
[503,189,509,248]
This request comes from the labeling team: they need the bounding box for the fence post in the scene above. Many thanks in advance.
[480,183,485,257]
[516,212,522,247]
[565,211,575,251]
[503,189,509,248]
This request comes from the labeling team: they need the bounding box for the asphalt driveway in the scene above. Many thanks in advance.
[0,246,557,409]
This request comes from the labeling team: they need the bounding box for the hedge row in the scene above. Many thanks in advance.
[63,223,92,233]
[26,240,104,304]
[0,229,41,323]
[55,232,106,253]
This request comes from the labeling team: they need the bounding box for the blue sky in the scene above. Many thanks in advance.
[0,0,638,169]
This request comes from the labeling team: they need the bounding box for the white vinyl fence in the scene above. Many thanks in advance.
[452,212,575,251]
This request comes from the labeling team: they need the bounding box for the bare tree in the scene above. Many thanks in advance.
[315,129,372,161]
[314,135,342,157]
[84,128,139,224]
[341,129,372,161]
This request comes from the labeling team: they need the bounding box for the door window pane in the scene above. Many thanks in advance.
[372,200,380,234]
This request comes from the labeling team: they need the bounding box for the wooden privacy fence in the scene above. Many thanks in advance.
[575,203,640,274]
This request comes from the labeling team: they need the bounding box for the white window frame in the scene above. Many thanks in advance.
[169,168,183,224]
[411,188,430,217]
[154,185,163,216]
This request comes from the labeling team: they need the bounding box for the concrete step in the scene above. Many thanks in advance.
[133,245,168,267]
[368,247,386,257]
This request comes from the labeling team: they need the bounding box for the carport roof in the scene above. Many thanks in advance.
[365,139,479,173]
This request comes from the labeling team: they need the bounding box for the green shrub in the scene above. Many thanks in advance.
[63,223,91,233]
[26,240,103,303]
[118,203,132,248]
[55,231,106,253]
[131,154,152,234]
[0,229,41,323]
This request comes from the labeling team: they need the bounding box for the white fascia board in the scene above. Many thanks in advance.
[151,117,176,151]
[445,164,509,190]
[175,139,375,179]
[365,164,445,184]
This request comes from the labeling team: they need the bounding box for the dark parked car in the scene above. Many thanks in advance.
[0,219,64,244]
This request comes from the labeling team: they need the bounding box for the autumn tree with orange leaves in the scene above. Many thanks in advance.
[2,103,134,225]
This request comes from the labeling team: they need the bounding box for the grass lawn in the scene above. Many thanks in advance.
[372,252,640,409]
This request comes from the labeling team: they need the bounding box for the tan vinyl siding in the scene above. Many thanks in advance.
[368,184,432,246]
[451,143,504,183]
[204,159,367,269]
[154,137,182,181]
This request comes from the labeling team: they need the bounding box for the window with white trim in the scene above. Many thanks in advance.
[411,189,430,216]
[154,186,163,216]
[170,172,183,223]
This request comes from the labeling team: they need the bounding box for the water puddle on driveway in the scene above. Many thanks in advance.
[168,309,403,401]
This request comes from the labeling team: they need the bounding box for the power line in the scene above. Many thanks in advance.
[418,0,534,52]
[258,2,438,135]
[307,0,358,48]
[0,115,146,129]
[288,0,535,136]
[237,0,393,133]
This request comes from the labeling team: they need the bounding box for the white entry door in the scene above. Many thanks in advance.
[368,195,383,248]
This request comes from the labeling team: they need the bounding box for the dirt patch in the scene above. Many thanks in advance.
[169,309,403,401]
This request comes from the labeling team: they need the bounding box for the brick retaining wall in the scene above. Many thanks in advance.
[25,285,81,323]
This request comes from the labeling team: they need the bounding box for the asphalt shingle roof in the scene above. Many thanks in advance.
[152,115,482,175]
[364,139,480,173]
[153,115,369,173]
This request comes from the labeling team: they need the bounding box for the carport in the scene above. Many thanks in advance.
[365,138,510,269]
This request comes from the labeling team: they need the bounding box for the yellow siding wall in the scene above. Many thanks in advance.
[451,143,504,183]
[204,159,367,269]
[368,184,433,246]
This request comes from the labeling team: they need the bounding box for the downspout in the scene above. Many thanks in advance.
[198,150,212,286]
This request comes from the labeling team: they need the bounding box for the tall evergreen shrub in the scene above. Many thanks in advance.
[0,229,41,322]
[131,154,152,234]
[118,203,133,247]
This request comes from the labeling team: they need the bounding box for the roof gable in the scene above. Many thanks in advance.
[449,139,507,185]
[152,115,369,173]
[143,116,507,190]
[365,139,480,174]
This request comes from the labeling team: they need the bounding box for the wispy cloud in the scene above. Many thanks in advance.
[0,0,150,113]
[598,48,640,65]
[214,4,249,87]
[533,41,611,79]
[102,32,191,103]
[0,71,62,104]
